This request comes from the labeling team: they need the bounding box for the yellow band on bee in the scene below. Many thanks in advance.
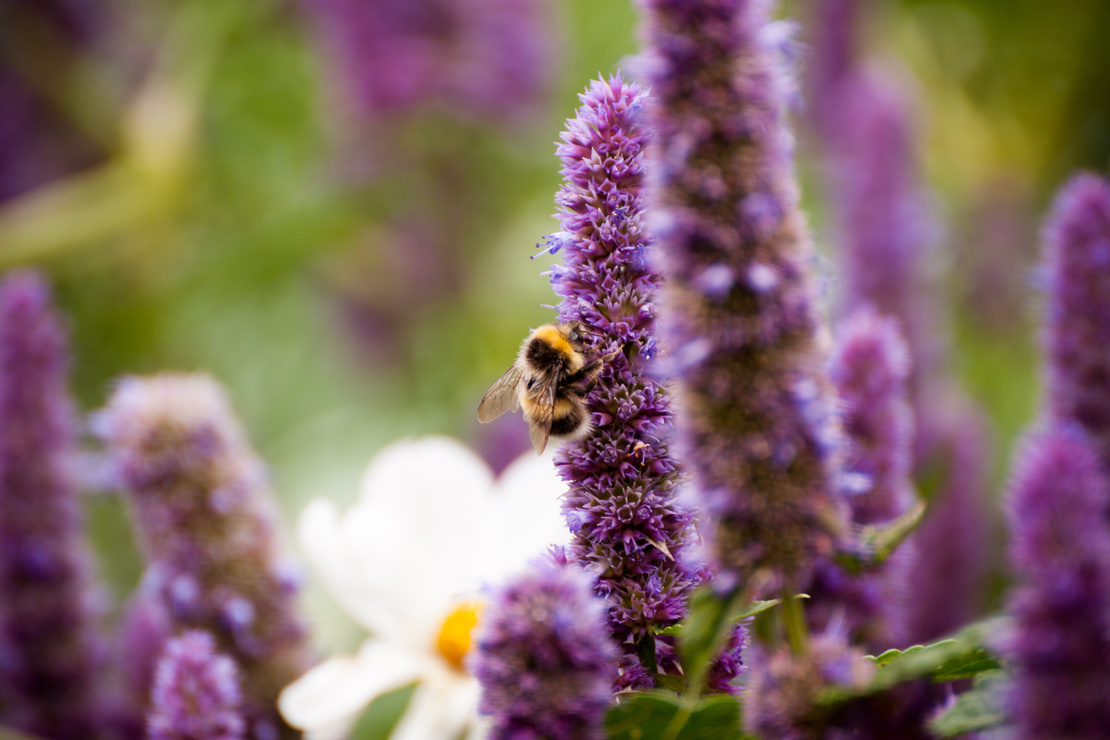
[534,325,573,358]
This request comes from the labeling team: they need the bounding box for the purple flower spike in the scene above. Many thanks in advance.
[1044,173,1110,468]
[0,270,104,739]
[640,0,846,592]
[303,0,552,123]
[829,309,915,525]
[474,559,617,740]
[96,374,312,738]
[548,75,711,686]
[148,630,246,740]
[809,308,918,649]
[1005,427,1110,739]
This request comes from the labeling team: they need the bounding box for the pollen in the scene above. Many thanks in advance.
[435,601,483,671]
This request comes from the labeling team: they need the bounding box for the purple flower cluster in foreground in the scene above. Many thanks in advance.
[474,559,617,740]
[641,0,845,594]
[0,271,103,739]
[96,374,312,739]
[1005,428,1110,739]
[148,630,246,740]
[547,75,717,688]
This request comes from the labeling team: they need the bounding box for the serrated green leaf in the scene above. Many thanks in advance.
[931,648,1002,682]
[349,682,417,740]
[821,617,1008,703]
[606,692,751,740]
[927,671,1009,737]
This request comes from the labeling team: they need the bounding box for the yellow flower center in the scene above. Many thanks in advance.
[435,601,483,671]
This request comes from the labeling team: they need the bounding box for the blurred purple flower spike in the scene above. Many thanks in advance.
[809,308,918,649]
[303,0,552,123]
[640,0,845,595]
[0,270,105,739]
[96,373,312,739]
[1004,427,1110,739]
[148,630,247,740]
[474,558,618,740]
[1043,172,1110,469]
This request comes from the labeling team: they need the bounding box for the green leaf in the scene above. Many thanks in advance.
[928,671,1009,737]
[836,500,927,575]
[678,587,787,698]
[821,617,1007,705]
[678,587,740,698]
[606,692,753,740]
[349,683,417,740]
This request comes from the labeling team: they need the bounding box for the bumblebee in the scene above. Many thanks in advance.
[478,323,610,454]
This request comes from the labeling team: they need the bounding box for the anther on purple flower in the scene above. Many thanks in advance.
[1043,173,1110,469]
[148,630,246,740]
[0,270,104,739]
[96,373,311,739]
[1004,427,1110,738]
[473,559,617,740]
[640,0,846,593]
[545,74,709,687]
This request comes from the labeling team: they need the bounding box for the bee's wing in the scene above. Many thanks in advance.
[526,374,558,454]
[477,364,523,423]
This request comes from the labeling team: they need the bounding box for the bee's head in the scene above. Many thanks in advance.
[561,321,585,345]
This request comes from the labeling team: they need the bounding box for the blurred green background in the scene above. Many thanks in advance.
[1,0,1107,652]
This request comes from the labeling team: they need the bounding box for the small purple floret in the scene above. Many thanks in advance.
[147,630,246,740]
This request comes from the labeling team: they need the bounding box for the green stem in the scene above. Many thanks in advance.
[636,632,659,683]
[781,591,809,656]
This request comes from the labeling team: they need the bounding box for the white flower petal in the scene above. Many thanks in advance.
[481,450,570,584]
[389,667,480,740]
[356,436,499,597]
[278,640,425,733]
[298,499,403,639]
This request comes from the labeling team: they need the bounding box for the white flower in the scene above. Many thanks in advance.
[278,436,569,740]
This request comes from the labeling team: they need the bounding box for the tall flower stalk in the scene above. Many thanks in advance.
[546,74,711,688]
[809,309,917,649]
[0,270,104,739]
[808,0,991,644]
[639,0,845,597]
[1004,428,1110,738]
[1043,173,1110,469]
[96,373,312,740]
